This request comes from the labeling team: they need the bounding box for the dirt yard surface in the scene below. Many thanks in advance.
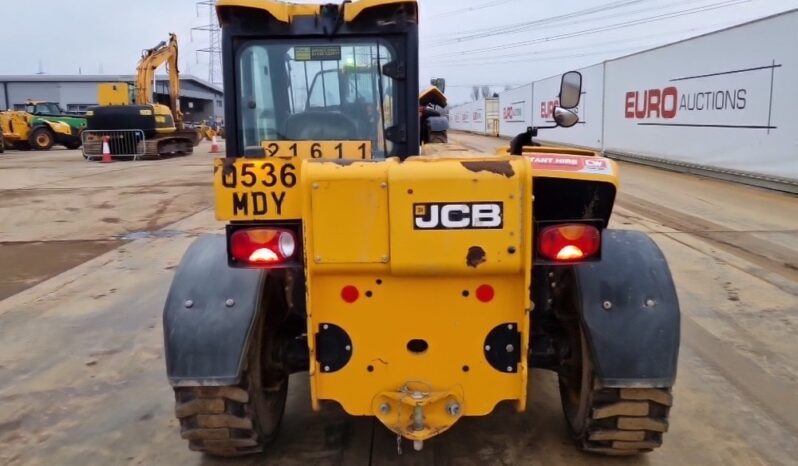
[0,138,796,465]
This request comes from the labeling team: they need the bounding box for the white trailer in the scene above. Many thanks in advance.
[448,102,472,132]
[469,99,486,134]
[603,9,798,184]
[498,84,533,137]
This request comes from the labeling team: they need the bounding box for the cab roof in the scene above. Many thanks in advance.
[216,0,418,23]
[419,86,447,108]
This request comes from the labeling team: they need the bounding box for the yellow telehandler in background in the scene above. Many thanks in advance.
[0,100,86,151]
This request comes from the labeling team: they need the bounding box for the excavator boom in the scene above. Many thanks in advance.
[134,33,183,127]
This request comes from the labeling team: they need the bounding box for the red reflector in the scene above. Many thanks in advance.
[476,284,494,303]
[230,228,296,266]
[341,285,359,303]
[538,224,600,262]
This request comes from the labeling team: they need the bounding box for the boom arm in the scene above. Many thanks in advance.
[135,33,183,127]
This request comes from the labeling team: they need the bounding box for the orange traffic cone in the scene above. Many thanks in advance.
[210,135,220,154]
[100,136,113,163]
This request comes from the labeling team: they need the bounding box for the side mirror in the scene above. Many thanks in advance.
[553,107,579,128]
[559,71,582,109]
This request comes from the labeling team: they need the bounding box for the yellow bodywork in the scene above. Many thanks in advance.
[215,150,536,440]
[98,83,132,106]
[217,0,417,22]
[0,111,28,143]
[301,155,532,440]
[0,111,72,143]
[211,0,621,445]
[419,86,447,108]
[214,145,618,440]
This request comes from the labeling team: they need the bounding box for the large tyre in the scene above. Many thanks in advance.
[558,325,673,455]
[428,131,448,144]
[29,127,54,151]
[64,139,82,150]
[173,304,289,456]
[11,141,31,151]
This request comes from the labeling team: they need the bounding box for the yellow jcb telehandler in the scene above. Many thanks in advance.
[163,0,679,458]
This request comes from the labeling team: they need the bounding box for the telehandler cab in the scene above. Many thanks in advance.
[163,0,680,457]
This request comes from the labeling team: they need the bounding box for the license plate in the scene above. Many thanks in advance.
[214,141,372,221]
[214,158,301,220]
[261,140,372,159]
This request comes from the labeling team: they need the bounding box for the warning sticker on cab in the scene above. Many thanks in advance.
[214,158,301,221]
[527,154,614,176]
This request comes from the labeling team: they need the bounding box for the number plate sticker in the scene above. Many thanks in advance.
[260,140,372,160]
[214,158,301,220]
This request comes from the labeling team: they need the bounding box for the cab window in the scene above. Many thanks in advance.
[237,41,396,158]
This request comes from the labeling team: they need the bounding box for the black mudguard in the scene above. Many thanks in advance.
[574,229,680,387]
[163,234,266,386]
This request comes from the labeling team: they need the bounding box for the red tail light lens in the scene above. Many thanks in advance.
[230,228,296,266]
[538,224,600,262]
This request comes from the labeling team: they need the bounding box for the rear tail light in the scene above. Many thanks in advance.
[230,228,296,266]
[538,224,600,262]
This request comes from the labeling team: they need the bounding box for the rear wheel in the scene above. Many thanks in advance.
[173,301,289,457]
[428,131,448,144]
[558,326,673,455]
[12,141,31,151]
[64,139,82,150]
[30,127,54,151]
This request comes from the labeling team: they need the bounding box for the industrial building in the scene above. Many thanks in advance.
[0,74,223,124]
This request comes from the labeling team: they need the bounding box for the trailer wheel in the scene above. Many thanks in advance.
[558,324,673,455]
[173,305,289,457]
[29,127,54,151]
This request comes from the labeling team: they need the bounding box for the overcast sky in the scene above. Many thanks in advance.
[1,0,796,103]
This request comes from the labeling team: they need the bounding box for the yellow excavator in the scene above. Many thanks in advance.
[83,33,200,158]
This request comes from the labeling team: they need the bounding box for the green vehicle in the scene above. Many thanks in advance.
[0,101,87,150]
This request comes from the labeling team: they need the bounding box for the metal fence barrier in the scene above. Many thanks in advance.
[82,130,146,161]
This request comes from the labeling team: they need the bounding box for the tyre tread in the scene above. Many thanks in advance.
[580,387,671,456]
[174,385,263,456]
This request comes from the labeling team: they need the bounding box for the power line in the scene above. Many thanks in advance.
[432,0,749,57]
[426,0,648,45]
[425,20,727,65]
[427,0,521,19]
[430,44,662,68]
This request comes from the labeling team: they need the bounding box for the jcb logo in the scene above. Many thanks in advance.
[414,202,503,230]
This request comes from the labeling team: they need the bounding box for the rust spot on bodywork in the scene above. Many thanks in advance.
[466,246,486,268]
[461,161,515,178]
[323,159,356,166]
[318,159,379,166]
